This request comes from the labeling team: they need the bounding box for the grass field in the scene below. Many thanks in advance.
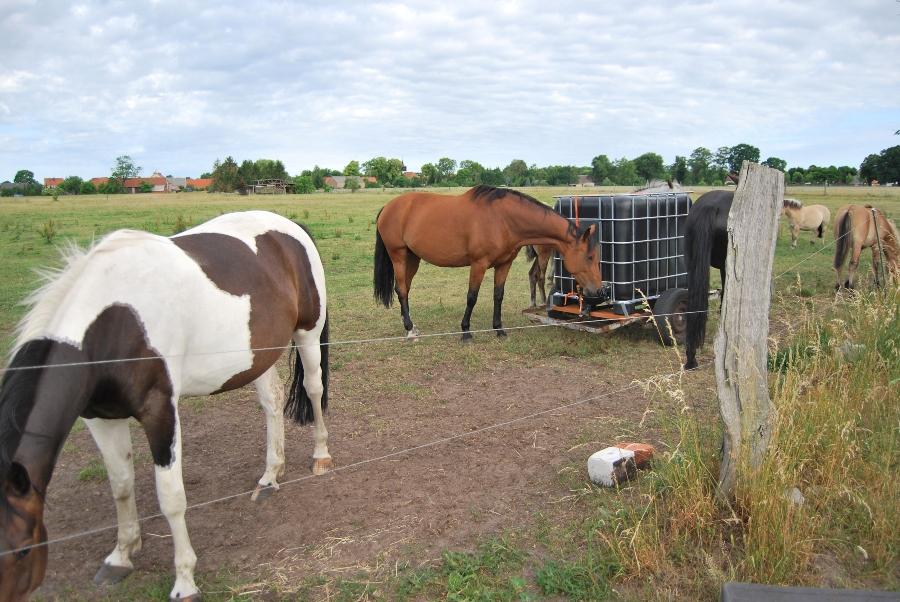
[2,185,898,601]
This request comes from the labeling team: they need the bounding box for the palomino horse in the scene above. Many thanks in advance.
[782,198,830,248]
[834,204,900,289]
[0,211,330,601]
[374,185,603,339]
[683,190,733,369]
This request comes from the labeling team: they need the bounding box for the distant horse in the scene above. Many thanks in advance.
[782,198,830,248]
[374,185,603,340]
[525,244,554,307]
[834,204,900,289]
[683,190,733,369]
[0,211,330,602]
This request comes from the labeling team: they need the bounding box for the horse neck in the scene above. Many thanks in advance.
[503,203,572,249]
[2,341,92,491]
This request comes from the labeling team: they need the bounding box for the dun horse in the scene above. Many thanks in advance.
[0,211,330,601]
[374,185,603,339]
[782,198,830,248]
[834,204,900,289]
[683,190,733,370]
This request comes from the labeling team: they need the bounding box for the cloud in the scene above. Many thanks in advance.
[0,0,898,179]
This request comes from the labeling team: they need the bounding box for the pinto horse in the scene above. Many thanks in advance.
[834,204,900,289]
[0,211,330,601]
[374,185,603,339]
[683,190,733,370]
[782,198,830,248]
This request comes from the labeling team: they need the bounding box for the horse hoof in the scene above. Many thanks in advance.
[405,328,420,342]
[683,360,698,370]
[93,563,133,585]
[250,484,277,502]
[460,333,473,343]
[495,329,507,338]
[312,457,332,475]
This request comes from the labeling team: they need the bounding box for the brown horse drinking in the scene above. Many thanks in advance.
[833,204,900,289]
[374,185,603,339]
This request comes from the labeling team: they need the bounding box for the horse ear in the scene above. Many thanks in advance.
[6,462,32,498]
[582,224,597,241]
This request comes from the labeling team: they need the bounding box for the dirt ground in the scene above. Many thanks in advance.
[34,335,717,600]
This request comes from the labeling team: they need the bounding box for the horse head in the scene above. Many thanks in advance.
[0,463,47,602]
[559,223,603,298]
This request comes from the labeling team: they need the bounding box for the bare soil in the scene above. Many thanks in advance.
[35,336,717,600]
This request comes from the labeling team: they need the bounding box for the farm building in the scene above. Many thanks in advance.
[324,175,374,189]
[186,177,212,190]
[43,177,63,188]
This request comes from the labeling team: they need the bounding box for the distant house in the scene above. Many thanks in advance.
[324,175,369,190]
[123,175,168,194]
[577,175,595,187]
[402,171,419,179]
[186,178,213,190]
[44,177,63,188]
[166,176,187,190]
[90,177,109,188]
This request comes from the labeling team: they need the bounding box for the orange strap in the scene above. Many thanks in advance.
[573,196,580,227]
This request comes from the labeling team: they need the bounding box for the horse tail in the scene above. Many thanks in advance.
[817,222,825,238]
[525,245,537,261]
[284,315,329,425]
[373,215,395,308]
[684,211,714,368]
[834,210,852,270]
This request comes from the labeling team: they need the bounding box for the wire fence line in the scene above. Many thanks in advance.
[1,359,713,558]
[0,231,848,375]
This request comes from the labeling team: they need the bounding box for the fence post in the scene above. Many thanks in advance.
[714,161,784,500]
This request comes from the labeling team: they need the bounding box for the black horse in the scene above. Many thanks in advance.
[684,190,734,369]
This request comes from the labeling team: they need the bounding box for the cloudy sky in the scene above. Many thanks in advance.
[1,0,898,181]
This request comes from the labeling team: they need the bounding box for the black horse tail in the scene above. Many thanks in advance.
[834,210,852,270]
[684,216,714,369]
[284,316,329,425]
[525,245,537,261]
[373,213,395,308]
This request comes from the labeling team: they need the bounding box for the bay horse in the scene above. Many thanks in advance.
[0,211,330,601]
[834,204,900,289]
[374,185,603,340]
[782,198,830,248]
[525,244,553,307]
[683,190,733,369]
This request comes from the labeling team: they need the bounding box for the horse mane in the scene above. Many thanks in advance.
[783,198,803,209]
[470,185,551,213]
[880,215,900,264]
[12,241,96,354]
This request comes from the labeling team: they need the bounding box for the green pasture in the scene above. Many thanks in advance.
[2,185,898,356]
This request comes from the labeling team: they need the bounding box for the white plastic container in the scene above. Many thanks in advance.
[587,447,636,487]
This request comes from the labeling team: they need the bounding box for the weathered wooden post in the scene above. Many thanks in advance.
[714,161,784,500]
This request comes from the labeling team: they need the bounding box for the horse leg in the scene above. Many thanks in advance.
[85,418,141,585]
[390,248,419,339]
[791,223,799,248]
[294,329,331,475]
[251,366,285,501]
[461,262,488,341]
[149,407,200,601]
[492,260,513,337]
[537,251,550,305]
[528,260,538,307]
[847,243,862,289]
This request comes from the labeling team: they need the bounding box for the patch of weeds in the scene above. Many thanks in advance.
[303,209,310,220]
[334,228,344,238]
[331,252,341,262]
[38,219,58,244]
[78,459,107,482]
[348,216,354,223]
[535,554,620,600]
[173,214,190,234]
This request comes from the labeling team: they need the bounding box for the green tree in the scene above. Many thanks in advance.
[80,181,97,195]
[345,176,361,192]
[138,181,153,193]
[481,167,504,186]
[762,157,787,172]
[456,160,485,186]
[590,155,613,185]
[633,152,666,182]
[111,155,141,181]
[60,176,84,195]
[210,156,240,192]
[688,147,713,184]
[13,169,35,185]
[727,144,761,172]
[98,179,124,194]
[420,163,438,185]
[669,156,688,184]
[363,156,404,184]
[502,159,529,186]
[293,175,315,194]
[875,145,900,184]
[435,157,457,182]
[343,160,360,176]
[613,158,639,186]
[544,165,578,185]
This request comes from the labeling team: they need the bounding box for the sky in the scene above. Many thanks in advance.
[1,0,899,181]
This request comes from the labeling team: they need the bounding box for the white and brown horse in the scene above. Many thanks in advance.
[834,204,900,289]
[782,198,830,248]
[0,211,330,601]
